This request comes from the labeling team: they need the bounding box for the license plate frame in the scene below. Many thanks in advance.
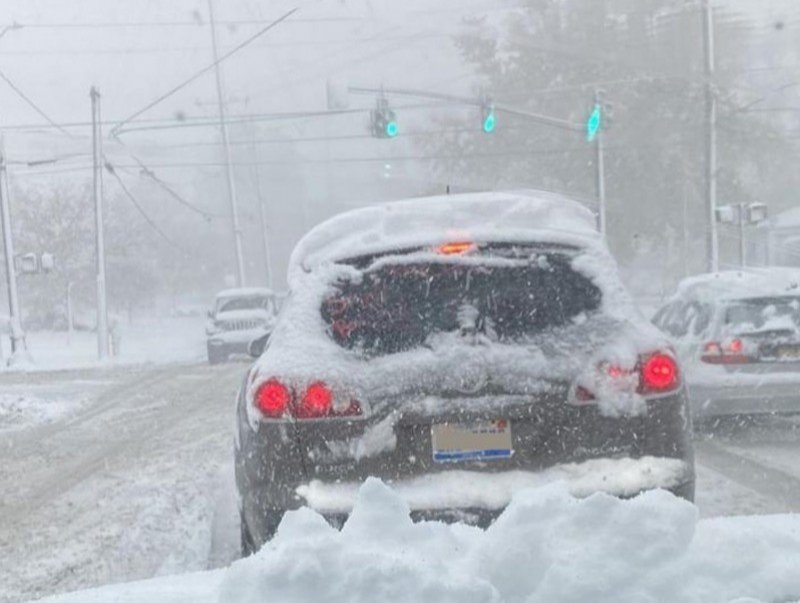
[431,419,513,463]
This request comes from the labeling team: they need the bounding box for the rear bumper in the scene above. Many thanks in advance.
[236,390,695,546]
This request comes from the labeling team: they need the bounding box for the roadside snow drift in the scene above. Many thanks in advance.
[43,478,800,603]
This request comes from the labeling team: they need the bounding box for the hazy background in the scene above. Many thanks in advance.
[1,0,799,327]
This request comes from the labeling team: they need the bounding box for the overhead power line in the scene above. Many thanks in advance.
[104,159,187,252]
[128,155,223,219]
[0,70,74,137]
[111,6,298,135]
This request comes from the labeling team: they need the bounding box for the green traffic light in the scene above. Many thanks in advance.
[586,104,601,142]
[386,120,398,138]
[483,111,496,133]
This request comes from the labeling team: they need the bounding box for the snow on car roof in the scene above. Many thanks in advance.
[288,191,599,285]
[215,287,274,299]
[675,268,800,304]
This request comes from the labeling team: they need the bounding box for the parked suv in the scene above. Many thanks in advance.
[235,192,695,553]
[206,288,277,364]
[652,269,800,418]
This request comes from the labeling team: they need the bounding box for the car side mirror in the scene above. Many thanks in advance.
[248,333,270,358]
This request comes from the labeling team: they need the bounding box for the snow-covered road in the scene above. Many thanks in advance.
[2,363,799,602]
[0,362,244,603]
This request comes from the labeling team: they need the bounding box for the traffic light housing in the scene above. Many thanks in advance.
[371,98,398,138]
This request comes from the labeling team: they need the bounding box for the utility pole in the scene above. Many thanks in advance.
[0,146,25,358]
[249,127,273,288]
[703,0,719,272]
[208,0,246,287]
[91,87,110,360]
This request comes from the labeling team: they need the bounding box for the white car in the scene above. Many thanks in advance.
[206,288,278,364]
[652,268,800,418]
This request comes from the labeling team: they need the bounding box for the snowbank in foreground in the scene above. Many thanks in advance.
[42,479,800,603]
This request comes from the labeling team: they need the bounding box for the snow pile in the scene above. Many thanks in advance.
[43,478,800,603]
[296,456,691,513]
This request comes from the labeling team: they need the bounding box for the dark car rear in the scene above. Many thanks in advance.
[235,238,694,553]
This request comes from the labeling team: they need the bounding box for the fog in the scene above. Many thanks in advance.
[0,0,798,325]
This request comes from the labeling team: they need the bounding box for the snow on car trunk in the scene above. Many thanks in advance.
[246,192,670,426]
[41,479,800,603]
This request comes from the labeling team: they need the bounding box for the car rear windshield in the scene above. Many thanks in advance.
[320,250,602,356]
[725,297,800,332]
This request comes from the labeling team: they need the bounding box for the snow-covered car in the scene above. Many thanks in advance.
[235,191,695,553]
[653,269,800,418]
[206,288,277,364]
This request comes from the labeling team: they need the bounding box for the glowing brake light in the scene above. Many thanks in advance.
[255,379,291,418]
[701,338,751,364]
[435,241,475,255]
[569,351,681,404]
[639,353,679,393]
[295,382,333,418]
[253,379,362,420]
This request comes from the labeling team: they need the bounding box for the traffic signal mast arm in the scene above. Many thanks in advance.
[349,85,584,132]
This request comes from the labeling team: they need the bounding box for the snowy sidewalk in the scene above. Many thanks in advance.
[0,316,207,372]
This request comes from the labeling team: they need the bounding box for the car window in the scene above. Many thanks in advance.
[320,252,601,356]
[217,297,270,313]
[659,301,690,338]
[690,303,712,336]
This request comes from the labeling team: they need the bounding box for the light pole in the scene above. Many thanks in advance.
[703,0,719,272]
[208,0,246,288]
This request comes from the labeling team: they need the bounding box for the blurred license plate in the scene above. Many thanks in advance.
[431,420,513,463]
[777,346,800,360]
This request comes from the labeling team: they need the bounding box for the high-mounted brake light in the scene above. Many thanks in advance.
[436,241,475,255]
[255,379,291,418]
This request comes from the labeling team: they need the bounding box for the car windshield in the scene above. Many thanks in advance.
[321,252,601,356]
[725,297,800,332]
[217,296,270,313]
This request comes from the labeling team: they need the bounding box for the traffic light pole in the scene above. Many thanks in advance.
[595,128,606,237]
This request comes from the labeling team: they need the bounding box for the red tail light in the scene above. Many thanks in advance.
[570,351,681,404]
[252,379,362,420]
[701,338,752,364]
[639,353,679,394]
[296,382,333,418]
[255,379,291,418]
